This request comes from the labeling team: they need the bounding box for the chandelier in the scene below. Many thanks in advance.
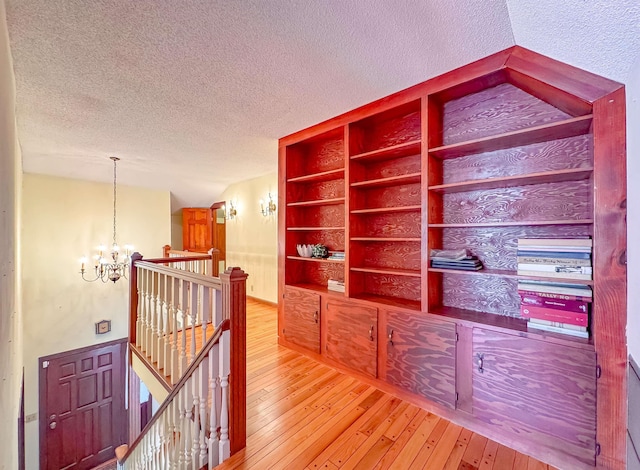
[79,157,132,283]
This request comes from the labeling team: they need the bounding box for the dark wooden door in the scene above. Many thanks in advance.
[324,298,377,378]
[182,208,211,252]
[210,202,226,262]
[40,339,127,470]
[472,328,597,468]
[385,311,456,408]
[283,286,320,353]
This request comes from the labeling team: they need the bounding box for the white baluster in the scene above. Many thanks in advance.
[180,280,188,376]
[142,269,150,354]
[183,377,193,467]
[164,275,174,381]
[201,287,210,346]
[136,267,143,348]
[191,368,200,470]
[178,386,186,468]
[198,360,209,467]
[171,277,180,384]
[150,272,159,363]
[208,345,219,469]
[219,330,231,461]
[157,272,166,371]
[190,283,198,364]
[214,288,223,325]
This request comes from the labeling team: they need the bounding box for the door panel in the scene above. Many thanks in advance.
[283,287,320,353]
[324,298,377,378]
[385,311,456,408]
[41,340,126,470]
[472,328,596,467]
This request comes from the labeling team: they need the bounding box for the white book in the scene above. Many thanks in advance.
[527,322,589,338]
[517,263,592,274]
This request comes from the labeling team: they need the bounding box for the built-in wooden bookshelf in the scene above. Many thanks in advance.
[278,46,626,470]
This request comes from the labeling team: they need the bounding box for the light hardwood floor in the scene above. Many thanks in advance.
[215,298,559,470]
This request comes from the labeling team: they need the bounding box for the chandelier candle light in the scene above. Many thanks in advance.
[79,157,133,283]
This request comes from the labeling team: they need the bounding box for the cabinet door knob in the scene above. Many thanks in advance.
[369,325,374,341]
[476,353,484,373]
[313,311,319,323]
[388,329,394,345]
[49,421,57,430]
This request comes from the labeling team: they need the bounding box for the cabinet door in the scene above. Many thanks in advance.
[472,328,596,467]
[324,298,377,378]
[283,287,320,353]
[386,311,456,409]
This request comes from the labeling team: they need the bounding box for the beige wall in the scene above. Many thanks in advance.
[0,0,22,468]
[221,172,278,303]
[21,174,171,469]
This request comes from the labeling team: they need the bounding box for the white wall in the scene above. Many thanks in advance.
[221,172,278,303]
[627,55,640,361]
[0,1,22,468]
[21,173,171,469]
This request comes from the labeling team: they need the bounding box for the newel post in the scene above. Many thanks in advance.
[128,252,143,345]
[162,244,171,258]
[220,266,248,454]
[209,248,220,277]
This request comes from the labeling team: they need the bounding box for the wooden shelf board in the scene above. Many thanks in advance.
[351,172,421,188]
[428,219,593,228]
[351,266,421,278]
[287,197,345,207]
[350,139,421,162]
[429,114,593,160]
[351,293,421,311]
[287,168,345,183]
[428,167,593,194]
[428,305,593,349]
[287,256,344,264]
[427,267,593,285]
[351,237,421,242]
[351,205,421,214]
[286,283,345,296]
[287,226,345,231]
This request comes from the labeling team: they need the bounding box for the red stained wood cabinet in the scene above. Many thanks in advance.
[278,46,626,470]
[324,298,377,378]
[282,286,320,354]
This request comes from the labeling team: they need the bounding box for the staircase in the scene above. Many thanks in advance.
[116,252,247,469]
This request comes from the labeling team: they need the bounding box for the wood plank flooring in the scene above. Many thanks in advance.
[214,299,560,470]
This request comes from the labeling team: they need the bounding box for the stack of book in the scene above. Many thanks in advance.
[327,278,345,293]
[328,251,345,261]
[517,238,592,280]
[518,280,591,338]
[430,248,483,271]
[517,239,593,338]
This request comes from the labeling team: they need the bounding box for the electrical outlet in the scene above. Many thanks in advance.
[250,285,254,292]
[25,413,37,423]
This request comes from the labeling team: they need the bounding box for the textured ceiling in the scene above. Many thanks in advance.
[4,1,639,210]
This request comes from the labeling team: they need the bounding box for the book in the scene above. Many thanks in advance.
[517,256,591,267]
[528,318,587,332]
[518,289,592,303]
[520,304,588,326]
[431,263,484,271]
[517,282,592,297]
[517,263,592,274]
[519,293,589,313]
[518,238,593,247]
[429,248,470,261]
[527,322,589,338]
[517,269,591,280]
[516,246,592,253]
[516,250,591,259]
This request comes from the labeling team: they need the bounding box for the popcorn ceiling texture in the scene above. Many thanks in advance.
[4,0,640,209]
[4,0,513,208]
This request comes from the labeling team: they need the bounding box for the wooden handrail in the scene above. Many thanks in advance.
[133,259,222,289]
[120,319,231,464]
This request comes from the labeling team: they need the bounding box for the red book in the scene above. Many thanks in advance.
[517,289,592,303]
[519,293,589,314]
[520,304,588,327]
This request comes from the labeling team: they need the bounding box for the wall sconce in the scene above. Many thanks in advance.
[260,193,276,217]
[224,201,237,220]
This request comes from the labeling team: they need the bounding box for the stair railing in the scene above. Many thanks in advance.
[125,253,247,466]
[119,319,231,469]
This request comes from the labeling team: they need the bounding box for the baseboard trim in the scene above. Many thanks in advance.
[247,295,278,307]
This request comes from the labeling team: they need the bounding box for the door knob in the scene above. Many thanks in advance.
[49,421,57,430]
